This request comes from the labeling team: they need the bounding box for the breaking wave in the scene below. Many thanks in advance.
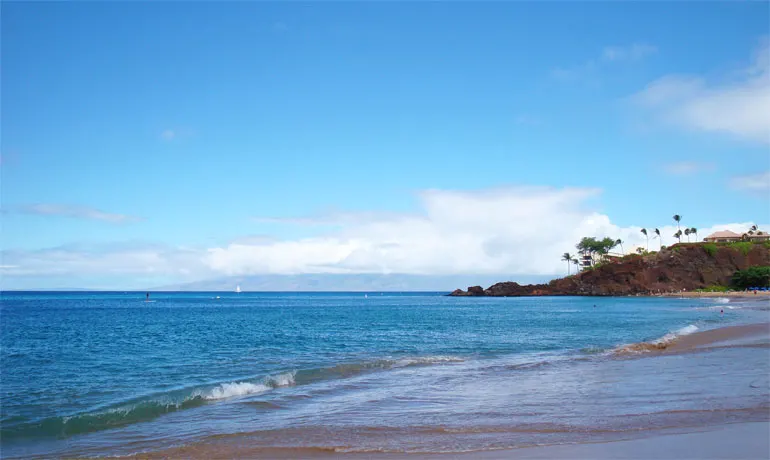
[1,357,462,441]
[614,325,699,355]
[203,372,295,400]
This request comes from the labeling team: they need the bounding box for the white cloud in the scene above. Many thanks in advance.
[552,43,656,82]
[206,187,767,276]
[602,44,657,62]
[662,161,715,176]
[4,188,767,288]
[161,129,176,140]
[729,171,770,192]
[14,204,143,224]
[0,244,207,278]
[631,38,770,144]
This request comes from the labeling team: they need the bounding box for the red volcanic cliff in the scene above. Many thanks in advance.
[450,243,770,297]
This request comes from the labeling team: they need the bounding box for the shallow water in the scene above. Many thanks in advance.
[1,292,768,457]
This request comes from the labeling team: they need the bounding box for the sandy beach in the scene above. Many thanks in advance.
[125,318,770,460]
[128,423,770,459]
[659,291,770,298]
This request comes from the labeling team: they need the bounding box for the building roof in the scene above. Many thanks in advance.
[704,230,742,239]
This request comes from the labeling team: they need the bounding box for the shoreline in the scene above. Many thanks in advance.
[657,291,770,298]
[125,423,770,459]
[614,321,770,355]
[122,320,770,460]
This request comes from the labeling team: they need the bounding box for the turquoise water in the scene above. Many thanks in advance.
[1,292,767,457]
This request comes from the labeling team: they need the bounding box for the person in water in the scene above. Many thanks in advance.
[146,292,150,301]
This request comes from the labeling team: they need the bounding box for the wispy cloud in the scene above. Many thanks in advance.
[3,187,767,288]
[0,243,206,278]
[729,171,770,193]
[15,204,143,224]
[630,37,770,144]
[602,44,657,62]
[514,115,542,127]
[160,128,195,141]
[552,43,657,82]
[662,161,715,176]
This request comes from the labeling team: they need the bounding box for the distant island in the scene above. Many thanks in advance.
[451,238,770,298]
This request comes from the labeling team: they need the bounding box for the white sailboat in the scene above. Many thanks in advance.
[235,284,241,294]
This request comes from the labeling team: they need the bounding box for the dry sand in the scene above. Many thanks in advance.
[659,290,770,298]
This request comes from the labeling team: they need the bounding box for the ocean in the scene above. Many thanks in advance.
[1,292,768,458]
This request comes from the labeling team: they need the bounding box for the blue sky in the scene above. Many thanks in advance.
[2,2,769,289]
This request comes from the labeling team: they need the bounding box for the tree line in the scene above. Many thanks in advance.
[561,214,698,275]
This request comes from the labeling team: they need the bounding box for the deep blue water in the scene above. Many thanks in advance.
[1,292,767,457]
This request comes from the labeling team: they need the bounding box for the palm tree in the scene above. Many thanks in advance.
[684,228,691,242]
[572,258,580,272]
[749,224,758,235]
[562,252,573,275]
[654,228,661,250]
[615,239,624,254]
[673,215,682,233]
[674,230,682,243]
[641,228,649,251]
[690,227,698,241]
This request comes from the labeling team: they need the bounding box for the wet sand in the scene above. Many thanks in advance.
[660,291,770,298]
[127,422,770,459]
[464,422,770,459]
[119,320,770,460]
[615,321,770,354]
[667,322,770,352]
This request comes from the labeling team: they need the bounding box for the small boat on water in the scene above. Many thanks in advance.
[235,285,241,294]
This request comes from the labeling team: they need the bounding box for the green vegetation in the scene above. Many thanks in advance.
[727,241,753,255]
[573,237,618,269]
[731,266,770,290]
[562,218,767,277]
[696,285,729,293]
[703,243,718,257]
[562,252,574,275]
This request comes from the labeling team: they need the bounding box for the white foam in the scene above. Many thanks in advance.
[709,304,739,310]
[652,324,698,346]
[713,297,730,304]
[393,356,465,368]
[203,371,296,401]
[204,382,270,400]
[267,371,296,387]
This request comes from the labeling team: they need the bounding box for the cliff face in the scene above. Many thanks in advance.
[450,243,770,297]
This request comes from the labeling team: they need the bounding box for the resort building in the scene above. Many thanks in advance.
[703,230,742,242]
[703,230,770,242]
[578,250,593,269]
[746,232,770,242]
